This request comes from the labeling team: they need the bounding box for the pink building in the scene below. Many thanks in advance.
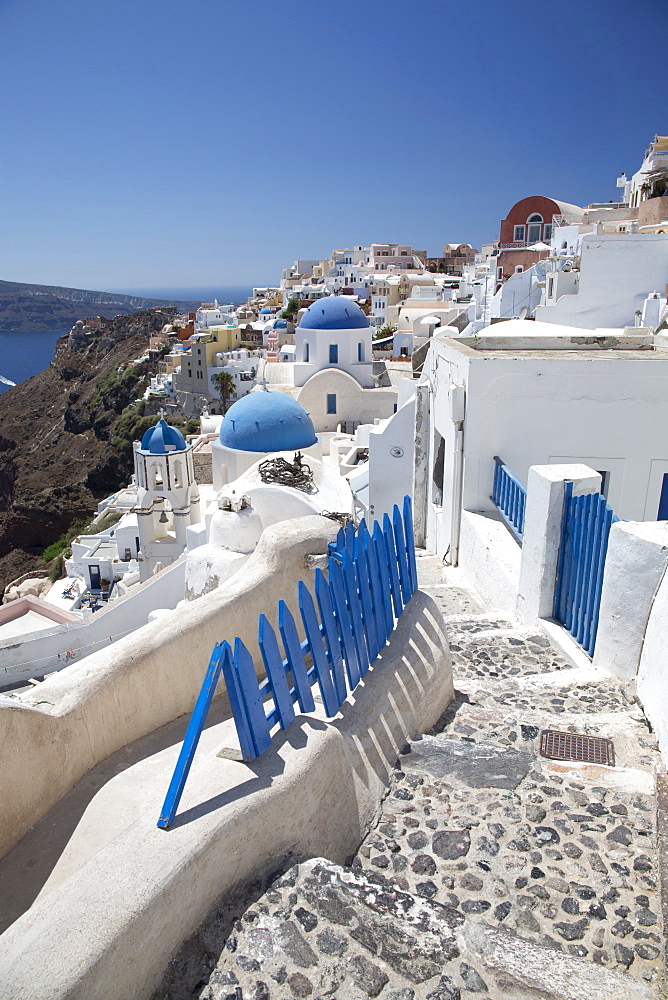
[368,244,424,271]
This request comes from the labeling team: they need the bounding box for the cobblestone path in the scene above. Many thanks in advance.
[156,554,665,1000]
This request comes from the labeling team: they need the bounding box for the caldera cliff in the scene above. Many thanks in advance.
[0,307,187,594]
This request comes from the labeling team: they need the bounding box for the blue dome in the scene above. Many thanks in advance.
[259,308,272,315]
[274,319,288,329]
[140,418,187,454]
[299,296,369,331]
[219,391,317,453]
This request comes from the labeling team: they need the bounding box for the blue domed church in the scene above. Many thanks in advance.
[211,390,322,489]
[133,419,202,580]
[294,296,374,389]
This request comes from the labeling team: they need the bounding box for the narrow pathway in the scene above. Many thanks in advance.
[156,554,665,1000]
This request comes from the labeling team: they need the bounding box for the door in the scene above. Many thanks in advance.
[89,564,101,590]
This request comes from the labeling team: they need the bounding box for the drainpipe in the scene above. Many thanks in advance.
[448,384,466,566]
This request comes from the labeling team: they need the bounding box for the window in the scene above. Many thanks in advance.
[303,342,309,362]
[513,225,525,242]
[528,224,542,243]
[329,344,338,363]
[597,470,610,498]
[658,473,668,519]
[326,393,336,414]
[515,265,524,273]
[432,433,445,506]
[544,224,552,240]
[548,277,554,297]
[527,213,543,223]
[357,342,364,362]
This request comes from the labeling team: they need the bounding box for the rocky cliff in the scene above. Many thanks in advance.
[0,279,199,332]
[0,307,184,593]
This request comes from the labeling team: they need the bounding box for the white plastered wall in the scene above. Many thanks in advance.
[594,520,668,681]
[450,342,668,523]
[367,394,416,523]
[296,369,397,434]
[535,234,668,329]
[0,517,339,860]
[637,566,668,760]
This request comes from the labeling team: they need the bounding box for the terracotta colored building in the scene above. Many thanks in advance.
[496,195,585,283]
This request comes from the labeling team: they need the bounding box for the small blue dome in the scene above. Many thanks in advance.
[140,418,187,453]
[299,296,369,331]
[274,319,288,329]
[219,391,317,453]
[259,307,272,315]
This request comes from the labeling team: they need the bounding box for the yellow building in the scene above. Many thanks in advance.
[174,327,243,397]
[199,326,242,362]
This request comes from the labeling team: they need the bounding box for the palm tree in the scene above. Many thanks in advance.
[212,371,236,414]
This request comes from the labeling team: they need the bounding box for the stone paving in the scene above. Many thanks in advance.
[155,555,665,1000]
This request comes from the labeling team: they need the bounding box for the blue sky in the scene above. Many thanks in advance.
[1,0,666,291]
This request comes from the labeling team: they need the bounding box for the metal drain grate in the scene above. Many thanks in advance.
[539,729,615,767]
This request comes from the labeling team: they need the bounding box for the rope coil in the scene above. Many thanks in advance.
[258,451,315,492]
[321,511,354,528]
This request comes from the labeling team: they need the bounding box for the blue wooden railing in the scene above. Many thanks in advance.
[553,483,618,656]
[157,497,418,829]
[491,456,526,543]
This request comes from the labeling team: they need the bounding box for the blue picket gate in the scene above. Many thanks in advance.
[491,456,526,543]
[553,484,618,656]
[157,497,418,829]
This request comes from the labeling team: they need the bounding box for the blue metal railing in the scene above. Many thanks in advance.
[554,483,618,656]
[157,497,418,830]
[491,456,526,543]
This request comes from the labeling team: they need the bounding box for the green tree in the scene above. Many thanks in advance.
[212,371,236,413]
[281,297,299,320]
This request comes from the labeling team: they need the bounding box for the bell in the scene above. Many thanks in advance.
[159,511,168,523]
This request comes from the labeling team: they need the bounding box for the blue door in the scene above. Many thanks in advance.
[554,485,618,656]
[89,564,101,590]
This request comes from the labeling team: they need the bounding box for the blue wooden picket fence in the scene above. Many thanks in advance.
[157,496,418,830]
[553,484,618,656]
[491,456,526,543]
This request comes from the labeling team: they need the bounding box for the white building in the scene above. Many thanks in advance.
[194,303,236,332]
[535,233,668,329]
[415,322,668,566]
[207,348,261,402]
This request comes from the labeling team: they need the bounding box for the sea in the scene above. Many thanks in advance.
[0,329,68,395]
[0,286,256,395]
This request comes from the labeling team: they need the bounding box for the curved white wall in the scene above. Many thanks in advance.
[0,517,339,859]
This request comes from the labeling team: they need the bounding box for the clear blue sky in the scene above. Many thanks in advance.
[1,0,666,291]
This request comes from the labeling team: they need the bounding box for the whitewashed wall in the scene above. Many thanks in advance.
[0,559,186,686]
[535,233,668,328]
[0,517,338,859]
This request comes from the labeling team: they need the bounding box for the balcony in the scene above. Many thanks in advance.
[498,242,551,251]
